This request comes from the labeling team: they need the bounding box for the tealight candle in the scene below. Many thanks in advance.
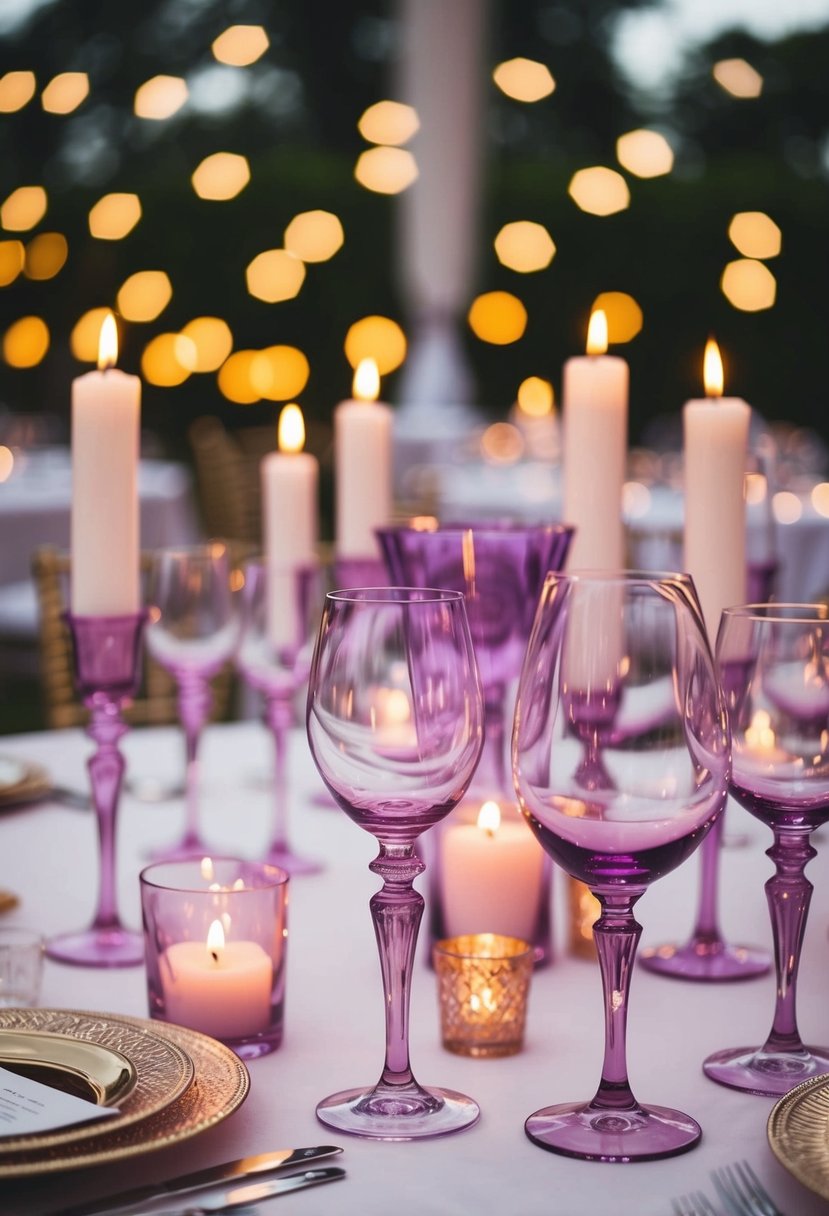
[70,313,140,615]
[334,358,392,559]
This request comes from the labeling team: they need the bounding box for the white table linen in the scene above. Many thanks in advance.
[0,721,827,1216]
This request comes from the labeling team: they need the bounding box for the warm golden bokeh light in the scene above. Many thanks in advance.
[703,338,724,398]
[517,376,554,417]
[0,71,36,113]
[284,210,344,262]
[713,58,763,98]
[134,75,188,120]
[492,58,555,103]
[117,270,173,322]
[591,291,643,343]
[24,232,68,280]
[180,317,233,372]
[721,259,777,311]
[0,240,25,287]
[468,291,528,345]
[586,308,609,355]
[1,186,47,232]
[249,345,310,400]
[141,333,193,387]
[41,72,89,114]
[568,167,630,216]
[3,316,49,368]
[71,308,112,363]
[728,211,782,259]
[246,249,305,303]
[212,24,269,66]
[277,403,305,453]
[0,445,13,482]
[354,146,418,194]
[88,193,142,240]
[191,152,250,200]
[493,221,556,273]
[344,315,407,375]
[616,129,674,178]
[481,422,524,464]
[772,491,802,525]
[358,100,419,145]
[811,483,829,518]
[217,349,260,404]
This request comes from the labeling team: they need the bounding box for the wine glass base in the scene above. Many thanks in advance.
[639,938,770,981]
[703,1044,829,1096]
[45,926,144,968]
[525,1101,701,1162]
[147,835,213,863]
[316,1084,480,1140]
[265,846,323,876]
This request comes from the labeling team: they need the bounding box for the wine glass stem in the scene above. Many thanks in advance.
[475,698,507,796]
[762,828,816,1054]
[86,698,128,931]
[690,811,724,941]
[368,846,426,1087]
[590,891,642,1112]
[178,673,212,845]
[266,694,294,852]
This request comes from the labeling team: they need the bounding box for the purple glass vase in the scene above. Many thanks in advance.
[46,613,146,967]
[377,522,573,966]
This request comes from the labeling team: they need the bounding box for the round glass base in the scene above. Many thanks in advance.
[316,1084,480,1140]
[639,938,770,982]
[525,1100,701,1162]
[46,926,144,968]
[264,845,323,877]
[148,833,212,863]
[703,1044,829,1096]
[229,1028,283,1060]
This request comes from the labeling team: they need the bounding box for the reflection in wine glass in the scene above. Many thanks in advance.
[145,543,238,860]
[513,571,730,1160]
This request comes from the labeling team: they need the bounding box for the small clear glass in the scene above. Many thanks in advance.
[0,928,44,1007]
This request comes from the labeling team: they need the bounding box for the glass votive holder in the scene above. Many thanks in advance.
[0,927,44,1008]
[433,933,533,1058]
[139,858,288,1060]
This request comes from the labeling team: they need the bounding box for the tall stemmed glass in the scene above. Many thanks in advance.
[146,543,238,860]
[237,558,322,874]
[513,572,730,1160]
[704,603,829,1095]
[306,587,484,1139]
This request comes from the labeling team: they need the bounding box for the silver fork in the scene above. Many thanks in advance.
[711,1161,786,1216]
[672,1191,719,1216]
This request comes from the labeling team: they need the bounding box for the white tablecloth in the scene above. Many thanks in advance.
[1,721,828,1215]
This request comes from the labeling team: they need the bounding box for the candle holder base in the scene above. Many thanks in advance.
[46,926,144,969]
[639,937,770,981]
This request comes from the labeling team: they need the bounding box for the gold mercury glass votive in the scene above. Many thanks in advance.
[433,933,533,1058]
[568,878,601,960]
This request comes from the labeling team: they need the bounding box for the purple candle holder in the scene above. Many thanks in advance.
[46,613,146,968]
[333,555,388,589]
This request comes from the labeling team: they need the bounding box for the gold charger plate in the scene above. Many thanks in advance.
[0,1029,137,1107]
[768,1072,829,1201]
[0,1011,249,1177]
[0,1009,193,1154]
[0,757,50,807]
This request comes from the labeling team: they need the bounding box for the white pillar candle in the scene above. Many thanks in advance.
[261,403,318,648]
[683,339,750,641]
[70,313,140,615]
[334,358,392,559]
[440,801,544,944]
[562,309,629,570]
[160,919,272,1041]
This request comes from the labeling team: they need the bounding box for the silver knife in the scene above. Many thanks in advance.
[137,1168,346,1216]
[57,1148,344,1216]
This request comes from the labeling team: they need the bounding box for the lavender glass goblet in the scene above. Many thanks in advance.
[703,603,829,1096]
[145,543,239,860]
[306,587,484,1139]
[513,571,730,1161]
[237,558,322,875]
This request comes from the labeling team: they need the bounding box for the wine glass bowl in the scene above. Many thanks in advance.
[512,571,730,1161]
[703,602,829,1096]
[306,587,484,1138]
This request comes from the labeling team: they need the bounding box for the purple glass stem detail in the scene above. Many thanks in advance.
[763,829,816,1054]
[591,893,642,1115]
[266,692,295,859]
[177,669,213,853]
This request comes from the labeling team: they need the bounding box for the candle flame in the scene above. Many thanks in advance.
[703,338,724,398]
[207,918,225,963]
[477,800,501,835]
[98,311,118,370]
[745,709,776,750]
[278,403,305,453]
[586,309,608,356]
[200,856,215,882]
[353,357,380,402]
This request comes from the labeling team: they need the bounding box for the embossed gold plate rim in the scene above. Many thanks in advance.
[0,1029,137,1107]
[0,1011,249,1177]
[768,1072,829,1201]
[0,1009,193,1154]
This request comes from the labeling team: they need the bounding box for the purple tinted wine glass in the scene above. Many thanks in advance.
[145,543,239,860]
[306,587,484,1139]
[237,558,322,874]
[512,572,730,1161]
[704,603,829,1096]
